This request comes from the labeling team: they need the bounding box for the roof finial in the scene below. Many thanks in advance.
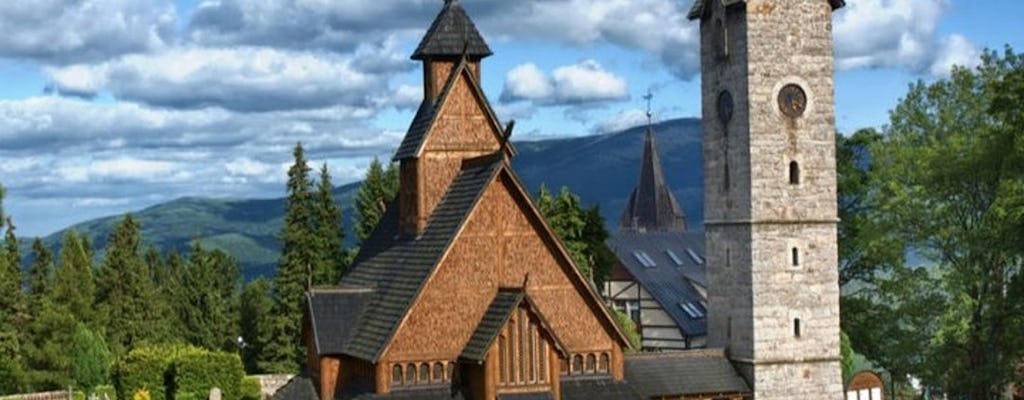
[643,90,654,128]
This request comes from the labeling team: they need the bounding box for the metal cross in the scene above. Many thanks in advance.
[643,90,654,125]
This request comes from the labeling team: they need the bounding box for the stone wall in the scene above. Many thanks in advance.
[699,0,843,399]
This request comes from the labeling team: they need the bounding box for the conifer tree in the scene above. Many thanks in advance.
[26,238,54,312]
[177,241,240,351]
[239,278,273,373]
[95,215,173,356]
[354,158,399,245]
[261,143,316,373]
[0,185,26,394]
[52,231,96,327]
[313,163,346,284]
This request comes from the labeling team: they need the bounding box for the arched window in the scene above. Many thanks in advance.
[433,362,444,382]
[419,363,429,383]
[585,354,596,373]
[723,161,731,191]
[789,161,800,184]
[599,353,610,372]
[792,247,800,266]
[795,318,802,338]
[447,362,456,381]
[392,364,403,385]
[405,363,416,384]
[572,355,583,375]
[499,335,507,384]
[713,18,729,60]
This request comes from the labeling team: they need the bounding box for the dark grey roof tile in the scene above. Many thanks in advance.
[560,377,644,400]
[272,377,318,400]
[307,288,373,355]
[340,157,504,361]
[624,351,750,396]
[460,291,524,362]
[411,0,492,60]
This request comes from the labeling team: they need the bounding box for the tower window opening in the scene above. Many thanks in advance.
[790,161,801,185]
[795,318,802,338]
[724,161,731,191]
[792,247,800,266]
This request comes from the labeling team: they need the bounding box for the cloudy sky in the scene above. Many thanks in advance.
[1,0,1022,237]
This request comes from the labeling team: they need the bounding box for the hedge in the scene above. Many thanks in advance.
[113,345,244,400]
[239,377,262,400]
[173,352,244,400]
[95,385,118,400]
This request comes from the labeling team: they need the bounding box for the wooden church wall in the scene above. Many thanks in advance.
[383,173,622,380]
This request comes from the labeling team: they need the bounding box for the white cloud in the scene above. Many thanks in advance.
[501,60,629,106]
[45,47,390,112]
[834,0,978,76]
[56,157,181,183]
[0,0,175,64]
[594,108,649,134]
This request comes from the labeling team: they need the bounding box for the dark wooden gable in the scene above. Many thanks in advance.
[381,159,632,362]
[393,57,510,161]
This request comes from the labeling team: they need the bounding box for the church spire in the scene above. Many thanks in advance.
[619,92,687,232]
[411,0,492,61]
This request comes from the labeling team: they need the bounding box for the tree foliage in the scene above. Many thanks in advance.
[176,241,241,351]
[71,323,112,392]
[239,278,272,374]
[536,185,614,287]
[96,215,174,357]
[0,185,27,394]
[353,158,399,245]
[842,48,1024,397]
[312,163,346,285]
[262,143,317,373]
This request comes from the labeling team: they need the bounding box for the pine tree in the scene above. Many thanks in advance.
[177,241,240,351]
[51,230,96,327]
[95,215,173,356]
[0,185,26,394]
[71,323,111,392]
[260,143,316,373]
[26,238,54,312]
[239,278,273,374]
[312,163,346,284]
[354,158,399,245]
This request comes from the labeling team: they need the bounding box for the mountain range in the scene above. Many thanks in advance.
[33,118,705,279]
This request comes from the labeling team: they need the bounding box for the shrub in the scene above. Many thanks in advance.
[240,377,262,400]
[133,388,151,400]
[95,384,118,400]
[173,352,245,400]
[73,391,87,400]
[73,324,112,392]
[114,345,204,400]
[611,309,642,352]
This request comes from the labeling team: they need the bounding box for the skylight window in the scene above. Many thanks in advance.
[679,302,705,319]
[665,249,684,266]
[686,249,704,265]
[632,250,657,268]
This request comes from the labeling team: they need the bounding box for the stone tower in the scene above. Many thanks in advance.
[688,0,845,398]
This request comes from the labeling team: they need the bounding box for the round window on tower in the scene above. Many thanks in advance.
[778,84,807,119]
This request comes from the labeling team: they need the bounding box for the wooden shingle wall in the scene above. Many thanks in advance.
[383,173,623,388]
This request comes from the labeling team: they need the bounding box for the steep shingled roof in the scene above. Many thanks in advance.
[618,126,687,232]
[687,0,845,20]
[306,288,372,355]
[624,351,750,397]
[411,0,493,60]
[339,156,505,362]
[606,231,708,337]
[460,290,524,362]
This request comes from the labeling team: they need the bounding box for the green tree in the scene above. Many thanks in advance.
[858,48,1024,397]
[177,241,240,351]
[71,323,112,392]
[312,163,346,285]
[536,185,613,286]
[52,230,97,327]
[0,185,27,394]
[95,215,174,356]
[353,158,399,245]
[26,238,54,311]
[239,278,273,374]
[261,143,316,373]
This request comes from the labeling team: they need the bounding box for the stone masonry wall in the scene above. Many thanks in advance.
[700,0,842,399]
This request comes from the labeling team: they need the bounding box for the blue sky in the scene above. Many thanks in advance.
[1,0,1022,238]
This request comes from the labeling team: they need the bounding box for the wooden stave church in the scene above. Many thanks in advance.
[287,1,753,399]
